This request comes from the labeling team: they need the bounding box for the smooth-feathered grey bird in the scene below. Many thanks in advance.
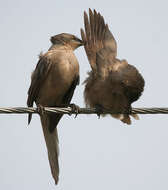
[81,9,145,124]
[27,33,83,184]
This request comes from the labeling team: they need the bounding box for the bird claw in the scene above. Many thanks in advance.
[128,107,132,114]
[69,103,80,118]
[37,104,45,115]
[95,104,104,119]
[97,114,101,119]
[124,106,132,115]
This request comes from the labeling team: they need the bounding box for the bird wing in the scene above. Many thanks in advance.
[27,55,52,124]
[81,9,117,72]
[48,76,79,133]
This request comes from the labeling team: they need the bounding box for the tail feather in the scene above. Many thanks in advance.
[131,114,139,120]
[121,115,131,125]
[111,114,131,125]
[40,115,59,184]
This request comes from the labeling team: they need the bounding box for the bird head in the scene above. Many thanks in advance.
[50,33,84,50]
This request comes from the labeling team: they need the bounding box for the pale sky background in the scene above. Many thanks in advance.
[0,0,168,189]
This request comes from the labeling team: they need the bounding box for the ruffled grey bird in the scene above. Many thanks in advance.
[27,33,83,184]
[81,9,144,124]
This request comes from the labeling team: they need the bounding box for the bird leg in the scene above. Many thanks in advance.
[53,103,80,118]
[95,104,105,119]
[127,106,132,114]
[121,105,132,125]
[69,103,80,118]
[37,104,45,116]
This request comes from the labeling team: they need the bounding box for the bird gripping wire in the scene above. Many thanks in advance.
[0,106,168,115]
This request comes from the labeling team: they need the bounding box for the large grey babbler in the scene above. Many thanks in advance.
[81,9,145,124]
[27,33,83,184]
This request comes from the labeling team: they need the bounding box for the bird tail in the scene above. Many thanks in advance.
[112,113,139,125]
[40,115,59,185]
[111,114,131,125]
[131,114,139,120]
[120,114,131,125]
[121,114,140,124]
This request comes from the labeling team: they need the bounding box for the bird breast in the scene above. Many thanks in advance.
[37,51,79,106]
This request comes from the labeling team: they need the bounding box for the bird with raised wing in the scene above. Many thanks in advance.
[81,9,144,124]
[27,33,83,184]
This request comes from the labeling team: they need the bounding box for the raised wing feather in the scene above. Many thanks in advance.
[81,9,117,72]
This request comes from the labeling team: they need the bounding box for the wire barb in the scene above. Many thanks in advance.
[0,106,168,115]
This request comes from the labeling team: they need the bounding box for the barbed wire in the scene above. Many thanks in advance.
[0,106,168,115]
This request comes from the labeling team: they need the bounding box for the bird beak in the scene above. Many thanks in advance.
[75,37,84,46]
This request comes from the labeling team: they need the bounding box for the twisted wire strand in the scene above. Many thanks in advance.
[0,106,168,115]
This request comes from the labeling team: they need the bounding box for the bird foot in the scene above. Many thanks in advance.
[37,104,45,115]
[128,107,132,114]
[69,103,80,118]
[95,104,104,119]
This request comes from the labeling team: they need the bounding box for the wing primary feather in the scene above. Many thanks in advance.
[97,13,102,40]
[81,9,118,71]
[89,9,95,44]
[80,28,86,44]
[80,28,91,62]
[93,9,98,43]
[100,16,106,40]
[84,11,91,42]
